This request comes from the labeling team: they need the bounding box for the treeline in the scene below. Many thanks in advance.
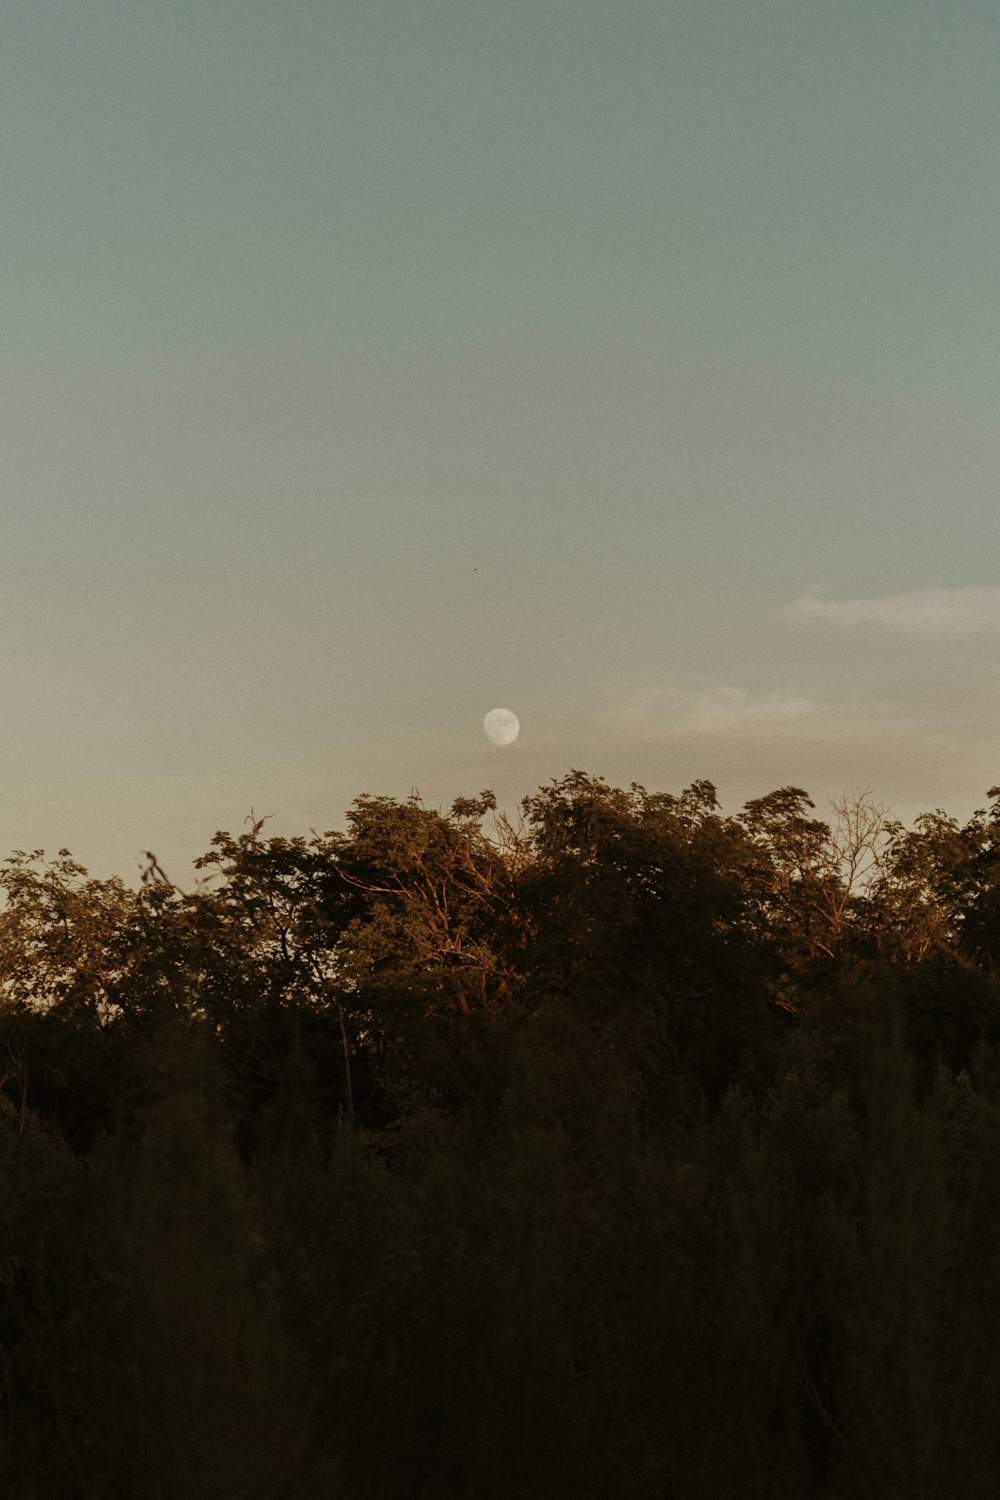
[3,771,1000,1497]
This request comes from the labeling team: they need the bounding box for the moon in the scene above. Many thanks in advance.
[483,707,520,746]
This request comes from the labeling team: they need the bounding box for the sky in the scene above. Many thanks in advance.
[3,0,1000,884]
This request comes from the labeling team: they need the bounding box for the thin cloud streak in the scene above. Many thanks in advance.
[792,586,1000,636]
[598,684,818,740]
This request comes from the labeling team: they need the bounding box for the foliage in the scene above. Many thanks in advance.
[2,769,1000,1495]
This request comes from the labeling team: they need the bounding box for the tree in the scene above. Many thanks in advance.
[321,790,517,1021]
[864,809,971,964]
[191,813,366,1133]
[739,786,888,979]
[505,772,777,1114]
[0,851,139,1147]
[955,786,1000,973]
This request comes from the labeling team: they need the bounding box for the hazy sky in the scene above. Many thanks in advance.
[4,0,1000,882]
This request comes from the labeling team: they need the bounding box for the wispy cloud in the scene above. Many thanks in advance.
[682,685,816,729]
[791,586,1000,636]
[600,683,817,739]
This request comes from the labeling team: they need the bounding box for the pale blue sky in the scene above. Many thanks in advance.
[3,0,1000,880]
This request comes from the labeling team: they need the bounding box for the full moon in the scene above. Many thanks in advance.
[483,707,520,746]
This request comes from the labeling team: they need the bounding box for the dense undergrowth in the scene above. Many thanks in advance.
[3,771,1000,1497]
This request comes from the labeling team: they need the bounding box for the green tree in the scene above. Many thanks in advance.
[322,790,516,1018]
[0,850,140,1148]
[739,786,888,987]
[864,809,971,963]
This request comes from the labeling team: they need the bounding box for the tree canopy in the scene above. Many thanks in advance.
[3,769,1000,1496]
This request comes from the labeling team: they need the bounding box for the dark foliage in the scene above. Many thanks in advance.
[2,773,1000,1496]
